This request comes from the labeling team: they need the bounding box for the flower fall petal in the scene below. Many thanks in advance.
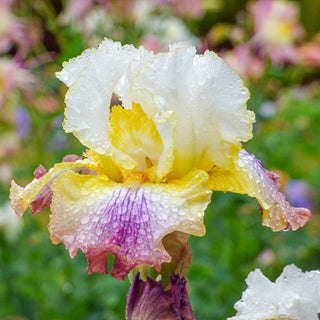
[49,169,211,280]
[209,150,311,231]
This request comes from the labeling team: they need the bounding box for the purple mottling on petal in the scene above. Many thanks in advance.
[62,154,96,175]
[266,170,280,188]
[30,183,52,214]
[126,273,195,320]
[62,154,83,162]
[34,164,47,179]
[30,155,94,214]
[15,106,30,138]
[30,164,51,213]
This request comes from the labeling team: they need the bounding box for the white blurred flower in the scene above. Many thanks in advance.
[0,202,22,242]
[139,15,200,51]
[259,100,277,118]
[229,264,320,320]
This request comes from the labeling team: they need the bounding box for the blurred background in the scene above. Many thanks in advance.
[0,0,319,319]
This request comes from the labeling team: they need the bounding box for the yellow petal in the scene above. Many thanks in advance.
[10,159,101,216]
[85,149,123,183]
[209,150,311,231]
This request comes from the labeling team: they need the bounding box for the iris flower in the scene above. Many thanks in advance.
[10,39,310,280]
[228,264,320,320]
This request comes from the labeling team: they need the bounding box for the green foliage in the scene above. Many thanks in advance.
[0,214,129,320]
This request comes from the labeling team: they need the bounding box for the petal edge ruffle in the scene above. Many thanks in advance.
[49,169,211,280]
[209,150,311,231]
[10,159,101,216]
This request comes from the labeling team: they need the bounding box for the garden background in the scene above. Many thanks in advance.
[0,0,319,319]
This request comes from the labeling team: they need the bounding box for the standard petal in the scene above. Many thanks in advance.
[10,159,101,216]
[56,39,152,159]
[128,43,255,177]
[209,150,311,231]
[55,48,96,87]
[49,169,211,280]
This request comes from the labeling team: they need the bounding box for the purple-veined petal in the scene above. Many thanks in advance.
[209,150,311,231]
[49,169,211,280]
[126,273,195,320]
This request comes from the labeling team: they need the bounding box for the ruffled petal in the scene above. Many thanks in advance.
[209,150,311,231]
[126,42,255,177]
[49,169,211,280]
[56,39,153,160]
[10,159,101,216]
[228,264,320,320]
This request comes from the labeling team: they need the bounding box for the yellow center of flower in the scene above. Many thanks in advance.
[109,103,163,178]
[124,171,149,188]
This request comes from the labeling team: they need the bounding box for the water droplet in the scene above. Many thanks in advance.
[197,74,206,86]
[80,215,90,225]
[151,193,161,202]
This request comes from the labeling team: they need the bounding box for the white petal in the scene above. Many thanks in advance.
[57,39,151,156]
[56,48,96,87]
[229,265,320,320]
[128,43,255,177]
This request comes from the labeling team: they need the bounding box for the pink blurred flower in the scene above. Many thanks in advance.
[139,35,162,53]
[0,132,20,158]
[256,249,276,267]
[223,44,265,80]
[248,0,304,64]
[0,162,12,184]
[298,43,320,67]
[0,0,31,56]
[59,0,110,24]
[0,202,22,242]
[152,0,204,18]
[0,58,36,108]
[35,96,60,113]
[139,15,200,52]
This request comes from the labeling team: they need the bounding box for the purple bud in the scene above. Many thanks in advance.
[126,273,195,320]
